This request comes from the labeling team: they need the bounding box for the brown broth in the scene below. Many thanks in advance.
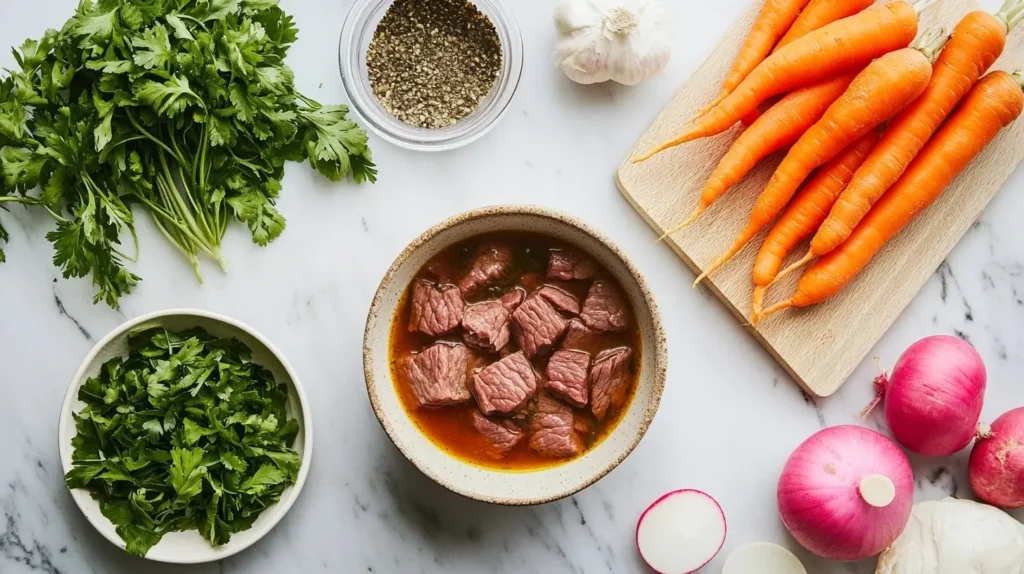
[388,232,642,471]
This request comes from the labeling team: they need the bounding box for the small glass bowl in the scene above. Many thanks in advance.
[338,0,524,152]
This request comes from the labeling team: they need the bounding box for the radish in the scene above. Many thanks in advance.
[969,407,1024,509]
[863,335,987,456]
[777,425,914,561]
[722,542,806,574]
[636,490,726,573]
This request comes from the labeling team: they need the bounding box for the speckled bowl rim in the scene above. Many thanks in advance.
[57,308,314,563]
[363,205,667,506]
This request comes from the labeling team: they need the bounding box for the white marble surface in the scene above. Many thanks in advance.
[1,0,1022,572]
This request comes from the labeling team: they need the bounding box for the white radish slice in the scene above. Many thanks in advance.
[636,490,726,574]
[722,542,807,574]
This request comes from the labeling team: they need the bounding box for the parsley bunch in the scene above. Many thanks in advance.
[0,0,376,308]
[64,326,302,557]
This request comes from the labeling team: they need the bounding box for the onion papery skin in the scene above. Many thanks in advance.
[777,425,914,561]
[969,407,1024,509]
[884,335,986,456]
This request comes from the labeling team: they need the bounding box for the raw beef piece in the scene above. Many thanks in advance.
[562,319,599,352]
[403,342,471,407]
[580,280,630,333]
[535,284,581,315]
[590,347,633,420]
[529,395,581,458]
[462,300,511,353]
[409,280,464,336]
[471,410,525,458]
[545,349,591,407]
[510,293,568,358]
[499,287,526,314]
[547,248,597,281]
[458,242,513,296]
[471,351,538,415]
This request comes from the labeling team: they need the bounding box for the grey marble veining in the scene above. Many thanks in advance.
[1,0,1022,572]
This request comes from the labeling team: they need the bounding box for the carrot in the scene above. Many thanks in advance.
[701,0,812,115]
[774,0,876,50]
[692,48,933,285]
[663,72,859,235]
[634,0,923,163]
[780,5,1023,280]
[760,71,1024,321]
[750,130,879,322]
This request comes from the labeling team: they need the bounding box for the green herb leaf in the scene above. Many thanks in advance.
[64,327,300,557]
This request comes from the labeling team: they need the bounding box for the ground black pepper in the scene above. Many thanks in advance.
[367,0,502,129]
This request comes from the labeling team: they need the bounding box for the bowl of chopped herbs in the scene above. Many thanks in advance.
[339,0,524,151]
[58,309,312,563]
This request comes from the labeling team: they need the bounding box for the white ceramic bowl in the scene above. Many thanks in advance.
[364,206,667,505]
[58,309,313,563]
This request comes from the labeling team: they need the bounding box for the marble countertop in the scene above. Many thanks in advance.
[2,0,1022,572]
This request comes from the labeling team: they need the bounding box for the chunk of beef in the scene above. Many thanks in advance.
[510,293,568,358]
[547,248,597,281]
[580,280,631,333]
[545,349,591,407]
[529,395,581,458]
[472,351,538,415]
[590,347,633,420]
[535,284,581,315]
[462,300,511,353]
[458,242,513,297]
[562,318,599,352]
[499,286,526,314]
[403,342,471,407]
[409,280,464,336]
[471,410,525,458]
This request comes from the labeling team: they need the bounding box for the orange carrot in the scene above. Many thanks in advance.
[774,0,876,50]
[702,0,812,114]
[760,71,1024,321]
[664,72,859,235]
[633,0,921,163]
[750,130,879,321]
[692,48,933,285]
[780,7,1020,280]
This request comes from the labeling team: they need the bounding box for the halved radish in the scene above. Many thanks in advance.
[636,490,726,573]
[722,542,806,574]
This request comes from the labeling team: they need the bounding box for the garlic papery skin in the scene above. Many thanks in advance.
[553,0,671,86]
[875,498,1024,574]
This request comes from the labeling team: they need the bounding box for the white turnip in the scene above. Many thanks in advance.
[722,542,806,574]
[635,489,726,573]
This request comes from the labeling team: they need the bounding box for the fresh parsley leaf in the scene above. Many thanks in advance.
[131,24,172,70]
[64,327,300,557]
[240,463,286,495]
[2,0,374,309]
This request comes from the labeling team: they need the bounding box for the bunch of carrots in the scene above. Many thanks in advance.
[635,0,1024,324]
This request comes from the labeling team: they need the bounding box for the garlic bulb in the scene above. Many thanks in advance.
[875,498,1024,574]
[553,0,671,86]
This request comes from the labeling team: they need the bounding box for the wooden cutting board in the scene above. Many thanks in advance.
[617,0,1024,397]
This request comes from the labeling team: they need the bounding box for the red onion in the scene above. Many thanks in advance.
[969,407,1024,509]
[777,425,914,561]
[864,335,987,456]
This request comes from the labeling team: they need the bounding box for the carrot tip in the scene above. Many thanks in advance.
[775,252,815,285]
[759,299,795,322]
[658,207,705,242]
[751,287,766,323]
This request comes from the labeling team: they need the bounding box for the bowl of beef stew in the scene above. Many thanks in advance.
[364,206,665,505]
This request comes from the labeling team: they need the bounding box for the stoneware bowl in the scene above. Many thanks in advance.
[58,309,313,563]
[364,206,666,505]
